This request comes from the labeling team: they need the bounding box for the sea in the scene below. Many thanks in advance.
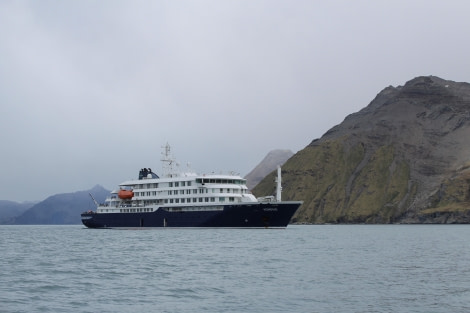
[1,225,469,313]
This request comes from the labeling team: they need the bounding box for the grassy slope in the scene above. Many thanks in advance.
[253,138,415,223]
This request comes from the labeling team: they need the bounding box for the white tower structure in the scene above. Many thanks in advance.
[276,165,282,202]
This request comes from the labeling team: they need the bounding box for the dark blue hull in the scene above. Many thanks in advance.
[81,202,301,228]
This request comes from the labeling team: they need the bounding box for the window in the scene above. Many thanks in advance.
[219,197,225,202]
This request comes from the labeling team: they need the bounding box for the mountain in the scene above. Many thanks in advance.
[0,201,36,224]
[12,185,109,225]
[245,149,294,190]
[253,76,470,223]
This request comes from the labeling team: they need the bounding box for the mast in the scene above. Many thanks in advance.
[276,165,282,202]
[161,143,176,177]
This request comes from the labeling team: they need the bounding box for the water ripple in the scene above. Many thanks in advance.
[1,225,470,312]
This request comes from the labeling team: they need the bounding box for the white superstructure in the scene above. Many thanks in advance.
[97,144,258,213]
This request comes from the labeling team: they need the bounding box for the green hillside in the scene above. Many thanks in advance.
[253,76,470,223]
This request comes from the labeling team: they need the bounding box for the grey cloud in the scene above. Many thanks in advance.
[1,0,469,201]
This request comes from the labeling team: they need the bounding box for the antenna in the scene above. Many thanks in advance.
[161,143,176,177]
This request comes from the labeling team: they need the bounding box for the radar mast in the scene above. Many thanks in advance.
[161,143,176,177]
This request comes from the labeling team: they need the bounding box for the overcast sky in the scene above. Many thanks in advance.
[1,0,470,202]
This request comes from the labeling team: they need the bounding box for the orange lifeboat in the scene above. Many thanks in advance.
[118,190,134,199]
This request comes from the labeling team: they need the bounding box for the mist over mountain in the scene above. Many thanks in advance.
[254,76,470,223]
[11,185,109,225]
[0,201,36,224]
[245,149,294,190]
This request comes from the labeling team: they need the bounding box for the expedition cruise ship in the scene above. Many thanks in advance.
[81,144,302,228]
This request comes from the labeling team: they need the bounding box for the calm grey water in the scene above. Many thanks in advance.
[1,225,469,313]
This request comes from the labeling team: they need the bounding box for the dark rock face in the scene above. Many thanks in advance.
[254,76,470,223]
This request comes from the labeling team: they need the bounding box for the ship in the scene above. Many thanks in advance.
[81,144,302,228]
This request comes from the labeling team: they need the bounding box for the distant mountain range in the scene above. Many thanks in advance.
[0,185,109,225]
[0,201,36,224]
[253,76,470,223]
[244,149,294,190]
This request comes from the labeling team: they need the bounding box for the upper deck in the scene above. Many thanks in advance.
[96,144,260,213]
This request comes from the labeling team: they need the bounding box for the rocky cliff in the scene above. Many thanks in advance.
[253,76,470,223]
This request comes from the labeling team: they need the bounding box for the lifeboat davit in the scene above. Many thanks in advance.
[118,190,134,199]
